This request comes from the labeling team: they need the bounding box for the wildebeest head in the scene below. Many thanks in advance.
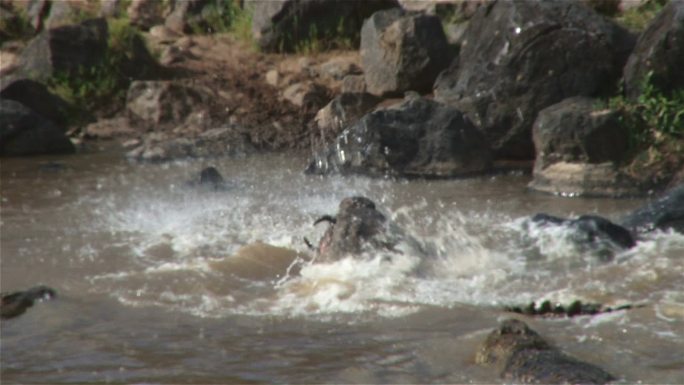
[314,196,388,260]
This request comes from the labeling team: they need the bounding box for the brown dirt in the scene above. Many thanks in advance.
[152,33,345,152]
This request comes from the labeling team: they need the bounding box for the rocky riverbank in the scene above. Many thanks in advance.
[1,0,682,193]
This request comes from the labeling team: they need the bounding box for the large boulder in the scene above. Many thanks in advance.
[306,97,492,178]
[17,17,108,82]
[476,319,616,384]
[246,0,399,52]
[0,99,74,156]
[623,1,684,99]
[0,76,72,128]
[360,8,451,96]
[621,183,684,234]
[529,97,634,196]
[434,1,635,159]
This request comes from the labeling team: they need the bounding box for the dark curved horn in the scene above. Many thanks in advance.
[313,215,336,226]
[303,237,316,251]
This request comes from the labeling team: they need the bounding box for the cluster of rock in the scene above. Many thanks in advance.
[302,0,683,196]
[2,0,682,190]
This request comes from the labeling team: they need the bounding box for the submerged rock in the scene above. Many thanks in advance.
[621,183,684,234]
[306,97,492,178]
[434,1,634,159]
[532,213,636,249]
[126,126,254,162]
[0,99,74,156]
[476,319,616,384]
[1,285,57,319]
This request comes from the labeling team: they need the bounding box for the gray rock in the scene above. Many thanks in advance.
[623,1,684,99]
[532,97,628,170]
[341,74,367,94]
[0,99,74,156]
[99,0,124,18]
[306,97,492,178]
[529,161,642,198]
[434,1,635,159]
[361,8,451,96]
[126,80,210,129]
[246,0,399,52]
[621,183,684,234]
[529,97,634,197]
[476,319,616,384]
[17,18,108,82]
[0,76,72,128]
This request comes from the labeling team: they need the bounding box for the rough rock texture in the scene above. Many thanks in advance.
[312,92,381,147]
[532,97,629,170]
[476,319,616,384]
[126,80,210,129]
[306,97,492,178]
[0,77,71,128]
[126,126,254,162]
[17,18,108,81]
[529,97,631,196]
[621,183,684,234]
[341,74,367,93]
[434,1,635,159]
[247,0,399,52]
[43,0,81,29]
[0,99,74,156]
[360,8,451,96]
[624,1,684,98]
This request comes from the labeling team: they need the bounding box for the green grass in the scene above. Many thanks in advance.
[189,0,252,39]
[603,72,684,186]
[607,72,684,151]
[0,7,35,44]
[614,0,669,32]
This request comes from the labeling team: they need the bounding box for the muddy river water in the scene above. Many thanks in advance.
[1,148,683,383]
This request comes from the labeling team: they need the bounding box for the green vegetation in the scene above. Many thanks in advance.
[47,17,158,123]
[605,72,684,184]
[608,72,684,150]
[0,7,34,44]
[615,0,669,32]
[189,0,252,41]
